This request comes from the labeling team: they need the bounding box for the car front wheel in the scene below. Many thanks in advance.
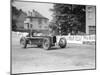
[43,38,51,50]
[59,37,66,48]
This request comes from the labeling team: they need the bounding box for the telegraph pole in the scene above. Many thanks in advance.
[59,23,61,35]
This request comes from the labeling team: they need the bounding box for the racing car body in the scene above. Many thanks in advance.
[20,32,66,50]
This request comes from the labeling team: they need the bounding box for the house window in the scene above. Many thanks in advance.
[25,23,29,29]
[28,23,30,29]
[89,26,96,34]
[30,24,33,28]
[44,26,48,29]
[44,19,47,23]
[38,19,42,24]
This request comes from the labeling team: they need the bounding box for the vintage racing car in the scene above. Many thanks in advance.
[20,31,67,50]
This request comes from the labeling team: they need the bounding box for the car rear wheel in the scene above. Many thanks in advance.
[43,38,51,50]
[20,37,27,48]
[59,37,66,48]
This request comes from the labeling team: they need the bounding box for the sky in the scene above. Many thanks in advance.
[12,1,54,21]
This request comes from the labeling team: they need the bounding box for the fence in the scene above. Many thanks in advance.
[56,35,95,45]
[12,32,96,45]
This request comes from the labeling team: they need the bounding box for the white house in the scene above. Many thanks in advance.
[86,5,96,34]
[24,10,49,31]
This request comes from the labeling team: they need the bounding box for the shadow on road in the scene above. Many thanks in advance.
[21,44,94,51]
[25,45,66,51]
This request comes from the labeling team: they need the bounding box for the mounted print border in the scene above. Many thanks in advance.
[11,0,96,74]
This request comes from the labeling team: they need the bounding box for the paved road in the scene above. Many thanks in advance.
[11,36,95,74]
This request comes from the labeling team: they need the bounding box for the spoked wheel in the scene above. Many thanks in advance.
[43,38,51,50]
[59,37,66,48]
[20,37,27,48]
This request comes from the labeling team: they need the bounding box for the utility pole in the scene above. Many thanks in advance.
[59,23,61,35]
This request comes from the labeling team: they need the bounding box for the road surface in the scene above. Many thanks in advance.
[11,34,96,74]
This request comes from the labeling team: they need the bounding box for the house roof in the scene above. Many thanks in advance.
[26,16,49,20]
[26,9,49,20]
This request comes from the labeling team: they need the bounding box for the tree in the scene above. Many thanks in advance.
[72,5,86,33]
[50,4,85,35]
[12,6,18,31]
[11,6,23,31]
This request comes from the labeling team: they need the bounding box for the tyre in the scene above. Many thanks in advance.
[59,37,66,48]
[43,38,51,50]
[20,37,27,48]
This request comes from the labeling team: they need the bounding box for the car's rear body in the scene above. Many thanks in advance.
[25,36,56,46]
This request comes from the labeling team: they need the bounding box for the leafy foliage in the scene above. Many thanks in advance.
[11,5,24,31]
[12,6,19,31]
[50,4,85,35]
